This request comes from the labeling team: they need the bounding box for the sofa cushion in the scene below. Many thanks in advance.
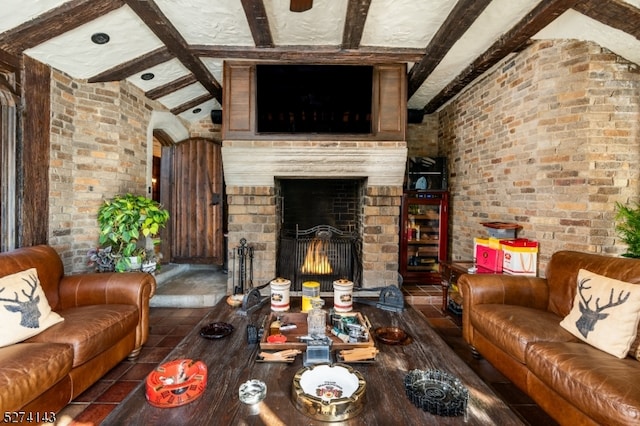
[471,304,577,363]
[26,304,138,367]
[0,268,64,347]
[527,341,640,425]
[560,269,640,358]
[0,342,73,411]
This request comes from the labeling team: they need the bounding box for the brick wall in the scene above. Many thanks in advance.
[438,40,640,273]
[48,70,162,272]
[226,185,278,287]
[361,185,403,287]
[407,114,438,158]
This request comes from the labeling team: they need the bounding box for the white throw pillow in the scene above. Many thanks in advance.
[0,268,64,347]
[560,269,640,358]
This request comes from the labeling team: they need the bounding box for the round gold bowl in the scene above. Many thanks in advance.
[291,363,366,422]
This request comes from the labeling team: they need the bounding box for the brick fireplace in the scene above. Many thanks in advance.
[222,140,407,293]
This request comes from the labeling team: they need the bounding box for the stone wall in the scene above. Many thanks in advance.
[48,69,163,272]
[439,40,640,273]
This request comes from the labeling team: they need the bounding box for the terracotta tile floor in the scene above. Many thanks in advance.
[57,286,558,425]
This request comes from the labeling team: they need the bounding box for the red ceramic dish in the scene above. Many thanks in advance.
[267,334,287,343]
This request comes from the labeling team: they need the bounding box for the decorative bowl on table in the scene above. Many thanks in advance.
[227,294,244,307]
[374,326,410,345]
[199,322,234,339]
[291,363,366,422]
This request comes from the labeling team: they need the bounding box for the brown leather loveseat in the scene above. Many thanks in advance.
[0,245,156,417]
[459,250,640,425]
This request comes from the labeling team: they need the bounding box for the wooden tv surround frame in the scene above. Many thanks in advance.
[222,62,407,141]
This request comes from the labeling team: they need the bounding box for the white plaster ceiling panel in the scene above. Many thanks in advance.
[533,9,640,66]
[178,98,221,122]
[126,59,191,92]
[263,0,348,45]
[623,0,640,8]
[200,58,224,82]
[360,0,456,48]
[408,0,541,109]
[156,0,254,46]
[0,0,66,33]
[157,82,208,109]
[24,6,163,79]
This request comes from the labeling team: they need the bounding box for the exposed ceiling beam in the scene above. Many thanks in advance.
[342,0,372,49]
[89,46,173,83]
[574,0,640,39]
[408,0,492,97]
[0,50,21,70]
[146,74,197,100]
[424,0,580,114]
[170,93,213,115]
[0,0,124,55]
[124,0,221,102]
[240,0,274,48]
[191,45,425,63]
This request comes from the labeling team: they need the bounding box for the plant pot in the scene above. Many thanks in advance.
[127,256,142,271]
[142,260,157,274]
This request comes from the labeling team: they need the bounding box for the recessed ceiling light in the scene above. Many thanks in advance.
[192,108,202,114]
[91,32,110,45]
[141,73,155,81]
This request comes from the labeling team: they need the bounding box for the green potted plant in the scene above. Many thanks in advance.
[615,201,640,258]
[97,193,170,272]
[86,245,116,272]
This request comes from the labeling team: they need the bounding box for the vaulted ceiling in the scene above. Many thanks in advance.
[1,0,639,123]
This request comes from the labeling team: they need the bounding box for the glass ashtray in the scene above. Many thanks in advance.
[404,369,468,417]
[239,379,267,405]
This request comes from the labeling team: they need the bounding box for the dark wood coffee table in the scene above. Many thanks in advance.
[104,298,523,425]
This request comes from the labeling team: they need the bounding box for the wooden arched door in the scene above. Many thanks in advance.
[160,138,224,265]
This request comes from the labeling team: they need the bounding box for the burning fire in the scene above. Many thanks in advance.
[301,239,333,274]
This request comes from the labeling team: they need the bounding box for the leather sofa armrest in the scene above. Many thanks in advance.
[57,272,156,308]
[57,272,157,353]
[458,274,549,344]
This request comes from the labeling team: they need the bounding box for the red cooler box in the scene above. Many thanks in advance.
[502,239,538,276]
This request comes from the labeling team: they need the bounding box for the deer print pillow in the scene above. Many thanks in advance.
[560,269,640,358]
[0,268,64,348]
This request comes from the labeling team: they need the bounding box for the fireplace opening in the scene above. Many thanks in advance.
[276,178,364,291]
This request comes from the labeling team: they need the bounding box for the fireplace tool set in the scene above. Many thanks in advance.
[230,238,271,316]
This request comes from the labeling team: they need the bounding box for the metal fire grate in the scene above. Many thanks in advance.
[277,225,361,291]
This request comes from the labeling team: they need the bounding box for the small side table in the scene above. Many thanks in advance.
[440,261,473,317]
[440,261,503,319]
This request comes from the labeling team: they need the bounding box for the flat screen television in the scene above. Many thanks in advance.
[256,64,373,134]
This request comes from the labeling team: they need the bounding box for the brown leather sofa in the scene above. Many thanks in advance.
[0,245,156,417]
[459,250,640,426]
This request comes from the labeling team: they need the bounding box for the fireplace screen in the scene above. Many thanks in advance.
[277,225,361,291]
